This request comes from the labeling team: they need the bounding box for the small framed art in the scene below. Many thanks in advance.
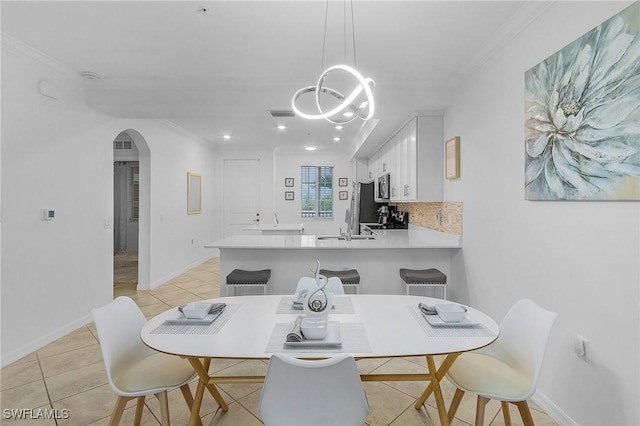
[285,178,294,187]
[285,191,294,200]
[187,172,202,214]
[445,136,460,179]
[339,191,348,200]
[339,177,348,187]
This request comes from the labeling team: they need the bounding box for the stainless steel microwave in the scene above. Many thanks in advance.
[377,173,390,201]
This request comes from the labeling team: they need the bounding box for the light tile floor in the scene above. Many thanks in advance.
[1,257,558,426]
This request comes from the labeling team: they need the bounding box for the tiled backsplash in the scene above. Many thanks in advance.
[392,202,463,235]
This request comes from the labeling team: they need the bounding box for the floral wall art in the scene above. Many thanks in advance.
[525,2,639,200]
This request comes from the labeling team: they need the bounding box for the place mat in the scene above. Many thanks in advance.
[265,322,372,354]
[408,306,496,338]
[151,304,240,335]
[276,295,355,314]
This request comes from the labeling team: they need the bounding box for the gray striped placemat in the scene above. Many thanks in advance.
[151,304,240,335]
[265,321,372,353]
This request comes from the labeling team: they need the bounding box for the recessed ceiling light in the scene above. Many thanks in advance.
[223,134,231,140]
[305,146,317,151]
[277,125,287,130]
[335,125,343,130]
[333,137,341,142]
[343,111,355,118]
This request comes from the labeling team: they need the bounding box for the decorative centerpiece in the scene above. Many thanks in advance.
[303,260,331,318]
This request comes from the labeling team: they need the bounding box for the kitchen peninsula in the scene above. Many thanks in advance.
[206,226,461,295]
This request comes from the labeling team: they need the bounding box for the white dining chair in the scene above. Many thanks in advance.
[295,276,345,295]
[258,353,369,426]
[91,296,200,426]
[444,298,558,426]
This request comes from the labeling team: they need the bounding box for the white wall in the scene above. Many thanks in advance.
[443,2,638,424]
[0,38,218,365]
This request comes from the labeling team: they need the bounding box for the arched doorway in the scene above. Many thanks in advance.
[112,129,151,292]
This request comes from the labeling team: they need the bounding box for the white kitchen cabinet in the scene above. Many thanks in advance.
[371,115,443,202]
[367,150,381,182]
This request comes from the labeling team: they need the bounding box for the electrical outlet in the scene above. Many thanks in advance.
[574,335,589,359]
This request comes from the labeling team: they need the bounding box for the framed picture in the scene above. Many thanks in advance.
[339,191,348,200]
[187,172,202,214]
[445,137,460,179]
[339,177,348,187]
[285,178,294,187]
[285,191,294,200]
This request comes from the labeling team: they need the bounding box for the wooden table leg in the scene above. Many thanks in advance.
[414,353,460,408]
[426,355,449,426]
[187,357,229,426]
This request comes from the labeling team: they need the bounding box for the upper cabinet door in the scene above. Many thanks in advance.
[403,117,418,201]
[367,115,443,202]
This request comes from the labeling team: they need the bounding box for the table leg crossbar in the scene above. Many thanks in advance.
[186,353,461,426]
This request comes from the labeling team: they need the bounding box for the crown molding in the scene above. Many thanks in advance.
[449,1,555,87]
[1,32,79,79]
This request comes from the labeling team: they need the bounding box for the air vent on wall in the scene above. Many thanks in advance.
[114,141,132,150]
[268,110,296,118]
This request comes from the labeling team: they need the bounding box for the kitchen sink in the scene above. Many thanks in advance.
[316,235,376,240]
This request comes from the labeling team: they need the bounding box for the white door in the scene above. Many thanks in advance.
[223,159,261,237]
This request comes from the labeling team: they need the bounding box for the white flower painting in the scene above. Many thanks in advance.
[525,3,640,200]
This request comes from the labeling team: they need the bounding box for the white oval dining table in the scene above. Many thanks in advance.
[141,294,499,426]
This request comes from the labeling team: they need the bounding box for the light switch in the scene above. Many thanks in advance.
[574,335,589,359]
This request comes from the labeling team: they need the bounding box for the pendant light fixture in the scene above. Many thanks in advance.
[292,0,375,125]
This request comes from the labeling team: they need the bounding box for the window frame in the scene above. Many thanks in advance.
[300,165,334,219]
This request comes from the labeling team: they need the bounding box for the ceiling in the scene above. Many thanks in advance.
[1,1,537,158]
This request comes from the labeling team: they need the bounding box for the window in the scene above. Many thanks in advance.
[131,166,139,220]
[301,166,333,218]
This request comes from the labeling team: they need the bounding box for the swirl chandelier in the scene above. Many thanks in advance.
[291,0,375,125]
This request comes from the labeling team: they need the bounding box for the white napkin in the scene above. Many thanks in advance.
[286,316,304,342]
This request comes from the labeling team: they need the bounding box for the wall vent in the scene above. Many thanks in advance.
[114,141,132,150]
[268,110,296,118]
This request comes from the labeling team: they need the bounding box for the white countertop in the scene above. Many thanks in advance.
[207,225,461,249]
[243,223,304,232]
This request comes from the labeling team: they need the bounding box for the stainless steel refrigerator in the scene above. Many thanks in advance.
[348,182,387,235]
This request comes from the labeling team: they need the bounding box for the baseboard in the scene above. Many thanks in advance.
[1,314,92,368]
[533,389,577,425]
[147,254,218,290]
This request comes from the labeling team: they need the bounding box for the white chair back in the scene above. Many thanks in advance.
[91,296,157,395]
[259,354,369,426]
[295,276,345,295]
[477,298,558,399]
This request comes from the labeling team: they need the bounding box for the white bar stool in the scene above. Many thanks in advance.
[319,269,360,294]
[399,268,447,299]
[226,269,271,296]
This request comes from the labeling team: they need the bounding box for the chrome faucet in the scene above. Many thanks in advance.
[339,227,352,241]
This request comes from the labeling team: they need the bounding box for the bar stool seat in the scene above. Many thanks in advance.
[399,268,447,299]
[226,269,271,296]
[319,269,360,294]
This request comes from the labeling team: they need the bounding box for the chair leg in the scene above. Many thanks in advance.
[514,400,535,426]
[134,396,145,426]
[109,395,132,426]
[448,388,465,423]
[157,390,170,426]
[501,401,512,426]
[475,395,490,426]
[179,383,202,426]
